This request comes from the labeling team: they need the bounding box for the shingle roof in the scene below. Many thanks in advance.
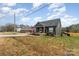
[35,18,61,27]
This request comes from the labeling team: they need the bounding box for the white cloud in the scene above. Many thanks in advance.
[21,17,30,22]
[47,3,79,27]
[61,14,79,27]
[20,17,31,25]
[13,8,29,15]
[0,7,29,17]
[47,13,79,27]
[0,4,28,15]
[47,13,50,16]
[47,14,59,20]
[32,3,43,8]
[47,6,66,20]
[53,6,66,13]
[20,16,43,25]
[47,3,66,16]
[1,7,11,13]
[32,16,43,25]
[48,3,64,10]
[34,17,42,22]
[0,7,12,19]
[3,3,16,7]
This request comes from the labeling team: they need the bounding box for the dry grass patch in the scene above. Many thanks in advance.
[69,32,79,36]
[0,36,79,56]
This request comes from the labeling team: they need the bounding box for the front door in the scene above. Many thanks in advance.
[36,27,43,33]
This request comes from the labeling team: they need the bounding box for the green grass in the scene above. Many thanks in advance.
[0,32,20,35]
[61,36,79,49]
[0,35,79,56]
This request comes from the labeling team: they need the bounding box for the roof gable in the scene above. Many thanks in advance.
[35,22,43,27]
[35,18,61,27]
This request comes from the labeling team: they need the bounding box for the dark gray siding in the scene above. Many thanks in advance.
[35,18,61,36]
[56,21,61,36]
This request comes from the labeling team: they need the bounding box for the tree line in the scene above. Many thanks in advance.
[62,24,79,33]
[0,23,29,32]
[0,23,79,33]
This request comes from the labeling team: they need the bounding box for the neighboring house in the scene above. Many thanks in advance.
[35,18,61,36]
[16,27,21,32]
[16,25,33,33]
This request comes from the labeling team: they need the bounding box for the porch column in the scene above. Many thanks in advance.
[43,26,45,33]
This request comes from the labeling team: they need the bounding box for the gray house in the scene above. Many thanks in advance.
[35,18,61,36]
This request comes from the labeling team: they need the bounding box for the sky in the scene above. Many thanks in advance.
[0,3,79,27]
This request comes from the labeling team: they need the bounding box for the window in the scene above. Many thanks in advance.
[49,27,53,32]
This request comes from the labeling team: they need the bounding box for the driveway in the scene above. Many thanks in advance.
[0,33,28,38]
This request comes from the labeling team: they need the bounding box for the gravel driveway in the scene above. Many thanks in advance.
[0,33,29,38]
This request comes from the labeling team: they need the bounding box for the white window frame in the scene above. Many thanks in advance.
[49,27,53,32]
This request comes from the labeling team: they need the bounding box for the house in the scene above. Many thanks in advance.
[35,18,61,36]
[16,25,34,33]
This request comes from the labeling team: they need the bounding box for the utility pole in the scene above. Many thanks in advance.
[14,12,16,32]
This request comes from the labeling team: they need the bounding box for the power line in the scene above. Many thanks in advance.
[25,3,52,17]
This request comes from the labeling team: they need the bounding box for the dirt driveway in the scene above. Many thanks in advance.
[0,33,29,38]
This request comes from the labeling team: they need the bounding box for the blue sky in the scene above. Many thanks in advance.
[0,3,79,27]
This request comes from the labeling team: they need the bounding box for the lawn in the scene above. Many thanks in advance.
[0,32,18,35]
[0,32,27,35]
[0,35,79,56]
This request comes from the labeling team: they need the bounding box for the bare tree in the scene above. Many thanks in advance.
[0,23,17,32]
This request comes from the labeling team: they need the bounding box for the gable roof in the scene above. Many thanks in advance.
[35,18,61,27]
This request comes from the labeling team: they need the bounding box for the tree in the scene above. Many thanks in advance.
[0,23,17,32]
[62,24,79,33]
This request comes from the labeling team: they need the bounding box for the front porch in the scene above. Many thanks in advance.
[36,26,56,35]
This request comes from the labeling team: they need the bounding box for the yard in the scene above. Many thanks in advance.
[0,32,18,35]
[0,35,79,56]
